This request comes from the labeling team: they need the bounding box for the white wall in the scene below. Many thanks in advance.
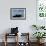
[0,0,37,42]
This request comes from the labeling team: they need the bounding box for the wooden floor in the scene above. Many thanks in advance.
[0,42,46,46]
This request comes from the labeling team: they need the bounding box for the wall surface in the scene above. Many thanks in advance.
[0,0,37,42]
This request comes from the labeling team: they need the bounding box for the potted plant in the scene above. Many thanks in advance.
[33,32,46,43]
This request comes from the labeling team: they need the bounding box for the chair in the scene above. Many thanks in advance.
[4,27,19,46]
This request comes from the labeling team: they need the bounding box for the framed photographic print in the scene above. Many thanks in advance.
[10,8,26,20]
